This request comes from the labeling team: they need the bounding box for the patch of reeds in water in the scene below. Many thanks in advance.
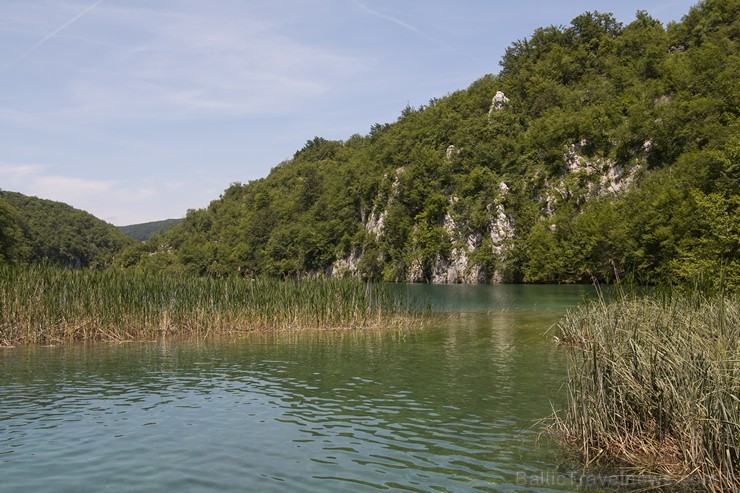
[0,265,424,346]
[552,286,739,492]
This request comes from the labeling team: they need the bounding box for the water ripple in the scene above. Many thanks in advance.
[0,314,580,492]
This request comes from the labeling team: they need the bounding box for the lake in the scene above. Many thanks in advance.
[1,284,597,492]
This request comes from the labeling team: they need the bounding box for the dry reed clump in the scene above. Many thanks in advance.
[0,265,425,346]
[552,288,739,492]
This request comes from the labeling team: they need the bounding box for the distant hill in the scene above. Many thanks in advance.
[119,219,184,241]
[0,190,135,268]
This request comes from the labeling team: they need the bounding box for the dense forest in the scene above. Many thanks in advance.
[2,0,738,287]
[0,191,134,268]
[116,0,737,287]
[118,219,184,242]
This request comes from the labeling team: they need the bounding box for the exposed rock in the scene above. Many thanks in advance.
[333,177,517,284]
[365,209,387,237]
[329,248,362,278]
[600,163,626,196]
[407,257,426,283]
[364,167,405,238]
[490,209,514,283]
[654,95,672,106]
[564,140,592,173]
[429,252,487,284]
[411,184,515,284]
[489,91,510,114]
[446,145,459,161]
[435,209,486,283]
[541,141,646,214]
[489,204,514,254]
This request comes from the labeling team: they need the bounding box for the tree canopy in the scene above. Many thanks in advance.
[0,191,135,268]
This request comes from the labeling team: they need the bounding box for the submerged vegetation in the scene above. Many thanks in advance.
[552,286,739,492]
[0,266,424,346]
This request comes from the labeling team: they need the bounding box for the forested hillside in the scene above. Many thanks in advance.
[0,191,135,268]
[115,0,736,287]
[119,219,184,242]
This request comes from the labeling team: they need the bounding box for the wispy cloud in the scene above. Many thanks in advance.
[0,160,154,211]
[2,0,104,70]
[32,175,114,199]
[351,0,486,66]
[0,162,46,181]
[351,0,420,33]
[28,2,367,121]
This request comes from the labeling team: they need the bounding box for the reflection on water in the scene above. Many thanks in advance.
[0,285,594,492]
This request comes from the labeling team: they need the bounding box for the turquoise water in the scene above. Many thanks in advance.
[0,285,596,492]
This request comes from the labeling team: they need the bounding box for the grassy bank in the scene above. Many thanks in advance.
[0,266,424,346]
[552,287,739,492]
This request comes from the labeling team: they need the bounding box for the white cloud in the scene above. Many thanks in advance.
[32,175,114,200]
[43,1,368,120]
[0,162,46,182]
[0,160,161,220]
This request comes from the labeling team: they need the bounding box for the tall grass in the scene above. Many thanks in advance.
[552,286,739,492]
[0,265,424,346]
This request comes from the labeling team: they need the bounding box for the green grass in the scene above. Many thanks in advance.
[0,265,424,345]
[551,286,739,492]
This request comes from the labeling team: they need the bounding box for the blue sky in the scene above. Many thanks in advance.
[0,0,697,225]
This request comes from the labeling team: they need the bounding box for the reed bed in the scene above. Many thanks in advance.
[0,265,424,346]
[552,287,739,492]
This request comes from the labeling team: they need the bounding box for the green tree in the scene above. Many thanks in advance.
[0,197,23,263]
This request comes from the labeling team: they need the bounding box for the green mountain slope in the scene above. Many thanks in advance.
[120,0,739,287]
[119,219,184,242]
[0,191,135,268]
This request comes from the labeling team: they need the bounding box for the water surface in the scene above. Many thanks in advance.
[1,285,595,492]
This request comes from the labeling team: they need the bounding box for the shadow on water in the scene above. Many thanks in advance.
[0,285,597,492]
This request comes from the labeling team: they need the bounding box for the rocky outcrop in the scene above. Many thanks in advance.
[405,182,514,284]
[488,183,515,282]
[328,248,362,278]
[425,206,486,284]
[365,209,386,237]
[330,133,652,284]
[541,140,646,214]
[363,166,405,238]
[489,91,510,115]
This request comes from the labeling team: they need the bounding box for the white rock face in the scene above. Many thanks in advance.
[408,183,515,284]
[543,140,646,214]
[489,203,514,255]
[429,253,487,284]
[431,209,486,283]
[490,181,513,253]
[363,167,405,238]
[329,248,362,278]
[489,91,510,114]
[487,183,515,283]
[365,209,387,237]
[331,174,517,284]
